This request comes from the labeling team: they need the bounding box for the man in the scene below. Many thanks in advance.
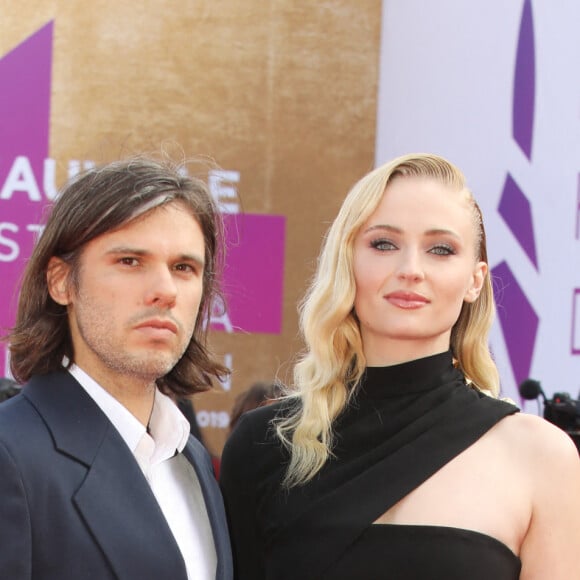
[0,157,233,579]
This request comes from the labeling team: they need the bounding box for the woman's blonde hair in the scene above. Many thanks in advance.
[276,153,498,487]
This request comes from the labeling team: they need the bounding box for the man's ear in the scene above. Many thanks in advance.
[464,261,487,303]
[47,257,72,306]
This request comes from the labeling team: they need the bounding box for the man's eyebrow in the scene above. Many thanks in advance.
[177,253,205,267]
[106,246,149,256]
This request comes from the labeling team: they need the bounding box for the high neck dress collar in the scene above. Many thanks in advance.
[359,350,457,399]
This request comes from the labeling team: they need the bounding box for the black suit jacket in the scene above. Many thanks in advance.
[0,371,233,579]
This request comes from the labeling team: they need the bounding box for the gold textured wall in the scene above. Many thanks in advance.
[1,1,381,454]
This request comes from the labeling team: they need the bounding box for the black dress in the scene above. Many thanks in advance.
[220,351,521,579]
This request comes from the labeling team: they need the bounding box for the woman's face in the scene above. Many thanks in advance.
[352,175,486,366]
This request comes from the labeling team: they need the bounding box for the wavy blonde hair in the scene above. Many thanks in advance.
[276,153,498,487]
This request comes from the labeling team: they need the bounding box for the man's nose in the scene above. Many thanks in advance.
[144,267,178,307]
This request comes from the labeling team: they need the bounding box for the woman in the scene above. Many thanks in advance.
[220,153,580,579]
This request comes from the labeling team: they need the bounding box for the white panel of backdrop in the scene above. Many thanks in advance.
[375,0,580,409]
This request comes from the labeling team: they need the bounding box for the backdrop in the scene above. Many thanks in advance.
[0,1,381,454]
[3,0,576,453]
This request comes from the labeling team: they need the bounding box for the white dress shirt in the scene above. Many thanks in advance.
[68,364,217,580]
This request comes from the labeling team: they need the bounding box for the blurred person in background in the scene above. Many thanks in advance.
[0,377,20,402]
[229,381,282,433]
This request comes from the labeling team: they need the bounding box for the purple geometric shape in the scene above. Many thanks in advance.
[212,213,286,335]
[0,21,53,166]
[512,0,535,160]
[0,22,54,376]
[498,173,538,269]
[492,261,538,387]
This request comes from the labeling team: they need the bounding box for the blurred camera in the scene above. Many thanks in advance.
[519,379,580,452]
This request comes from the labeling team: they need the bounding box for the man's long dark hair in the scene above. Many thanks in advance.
[7,156,229,395]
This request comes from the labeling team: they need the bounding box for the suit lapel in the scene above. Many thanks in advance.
[74,426,187,579]
[24,372,188,580]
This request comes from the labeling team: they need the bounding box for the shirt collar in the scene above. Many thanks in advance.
[67,364,190,460]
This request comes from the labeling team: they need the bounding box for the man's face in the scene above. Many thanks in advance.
[48,202,205,390]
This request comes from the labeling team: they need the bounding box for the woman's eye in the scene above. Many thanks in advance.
[429,244,455,256]
[370,239,397,251]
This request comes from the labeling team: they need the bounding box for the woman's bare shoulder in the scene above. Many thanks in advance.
[491,411,580,477]
[497,416,580,578]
